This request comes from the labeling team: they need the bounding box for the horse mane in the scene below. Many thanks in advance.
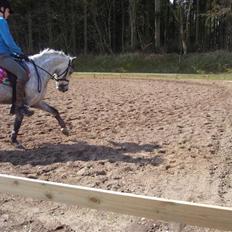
[30,48,68,60]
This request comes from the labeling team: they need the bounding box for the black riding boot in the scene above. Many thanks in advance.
[15,81,34,117]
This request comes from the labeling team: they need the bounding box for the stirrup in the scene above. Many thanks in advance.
[17,105,34,117]
[10,104,16,115]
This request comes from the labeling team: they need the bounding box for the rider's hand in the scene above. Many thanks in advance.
[19,54,30,62]
[11,53,21,59]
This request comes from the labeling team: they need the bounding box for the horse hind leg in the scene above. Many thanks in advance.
[11,112,25,149]
[0,84,13,104]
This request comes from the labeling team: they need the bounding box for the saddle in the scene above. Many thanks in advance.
[0,67,17,109]
[0,61,30,114]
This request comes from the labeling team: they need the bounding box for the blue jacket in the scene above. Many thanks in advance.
[0,16,22,55]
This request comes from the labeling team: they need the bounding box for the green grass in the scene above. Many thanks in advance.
[75,50,232,75]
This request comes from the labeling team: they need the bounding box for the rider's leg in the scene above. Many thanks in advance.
[14,74,34,116]
[0,55,34,116]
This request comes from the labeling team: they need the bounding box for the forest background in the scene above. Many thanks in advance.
[9,0,232,73]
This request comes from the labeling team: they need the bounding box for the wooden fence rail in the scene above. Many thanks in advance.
[0,174,232,231]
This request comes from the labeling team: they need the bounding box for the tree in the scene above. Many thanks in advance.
[154,0,161,51]
[9,0,232,55]
[129,0,138,50]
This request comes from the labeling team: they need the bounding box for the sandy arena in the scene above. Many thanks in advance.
[0,77,232,232]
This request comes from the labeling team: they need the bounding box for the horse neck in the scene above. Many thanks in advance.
[31,54,64,82]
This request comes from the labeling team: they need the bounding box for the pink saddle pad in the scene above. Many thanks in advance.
[0,67,11,86]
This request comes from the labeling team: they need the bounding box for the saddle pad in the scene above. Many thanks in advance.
[0,67,11,86]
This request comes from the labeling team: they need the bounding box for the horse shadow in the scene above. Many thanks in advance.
[0,141,164,167]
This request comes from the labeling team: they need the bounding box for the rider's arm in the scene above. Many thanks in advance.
[0,18,22,55]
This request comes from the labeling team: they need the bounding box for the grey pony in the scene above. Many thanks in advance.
[0,48,76,149]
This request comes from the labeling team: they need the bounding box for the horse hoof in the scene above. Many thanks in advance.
[12,141,25,150]
[61,128,69,136]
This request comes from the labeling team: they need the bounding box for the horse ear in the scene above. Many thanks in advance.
[69,57,77,71]
[71,57,77,62]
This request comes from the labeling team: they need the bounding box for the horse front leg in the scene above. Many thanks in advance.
[11,112,25,149]
[33,101,69,136]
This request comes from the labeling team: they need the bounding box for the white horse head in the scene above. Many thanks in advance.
[30,49,76,93]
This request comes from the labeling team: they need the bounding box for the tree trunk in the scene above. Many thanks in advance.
[112,0,116,52]
[121,0,125,52]
[185,0,192,52]
[46,1,53,48]
[129,0,137,50]
[84,0,88,55]
[154,0,161,51]
[71,1,77,53]
[107,1,112,52]
[27,12,33,53]
[179,7,187,54]
[90,3,105,53]
[195,0,199,47]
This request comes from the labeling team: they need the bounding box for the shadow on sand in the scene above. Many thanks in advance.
[0,141,164,166]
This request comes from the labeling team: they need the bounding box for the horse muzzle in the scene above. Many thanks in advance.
[58,85,68,92]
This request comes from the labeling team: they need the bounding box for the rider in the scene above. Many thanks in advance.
[0,0,34,116]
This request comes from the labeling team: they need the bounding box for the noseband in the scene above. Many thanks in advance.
[50,60,72,83]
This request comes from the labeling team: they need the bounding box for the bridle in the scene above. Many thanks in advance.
[30,59,72,93]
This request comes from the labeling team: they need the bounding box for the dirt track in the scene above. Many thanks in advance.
[1,77,232,232]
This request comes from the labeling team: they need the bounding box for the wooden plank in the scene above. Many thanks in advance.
[0,174,232,231]
[75,72,179,80]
